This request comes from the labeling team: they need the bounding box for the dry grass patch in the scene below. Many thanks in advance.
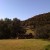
[0,39,50,50]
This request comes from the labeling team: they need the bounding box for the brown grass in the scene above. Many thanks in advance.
[0,39,50,50]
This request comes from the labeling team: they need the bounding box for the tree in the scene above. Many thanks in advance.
[0,18,26,39]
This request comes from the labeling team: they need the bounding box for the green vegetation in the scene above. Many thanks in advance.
[44,45,50,50]
[0,12,50,39]
[0,39,50,50]
[0,18,26,39]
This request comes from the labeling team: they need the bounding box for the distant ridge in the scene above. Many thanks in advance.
[22,12,50,27]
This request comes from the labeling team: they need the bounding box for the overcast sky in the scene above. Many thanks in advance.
[0,0,50,20]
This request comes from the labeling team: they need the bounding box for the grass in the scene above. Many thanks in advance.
[26,28,34,34]
[44,45,50,50]
[0,39,50,50]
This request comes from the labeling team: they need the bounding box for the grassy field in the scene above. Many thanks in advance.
[0,39,50,50]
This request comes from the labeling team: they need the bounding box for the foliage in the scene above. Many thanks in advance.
[0,12,50,39]
[0,18,26,39]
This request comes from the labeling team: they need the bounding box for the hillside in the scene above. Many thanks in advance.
[22,12,50,38]
[0,12,50,39]
[22,12,50,28]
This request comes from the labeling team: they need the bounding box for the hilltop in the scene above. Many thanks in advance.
[22,12,50,27]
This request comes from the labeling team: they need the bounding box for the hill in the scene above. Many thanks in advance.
[22,12,50,28]
[21,12,50,39]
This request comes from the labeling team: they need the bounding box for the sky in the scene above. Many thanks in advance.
[0,0,50,20]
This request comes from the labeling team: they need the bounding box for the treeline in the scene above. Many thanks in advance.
[22,12,50,39]
[0,18,21,39]
[0,18,34,39]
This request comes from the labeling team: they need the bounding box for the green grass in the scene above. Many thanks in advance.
[0,39,50,50]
